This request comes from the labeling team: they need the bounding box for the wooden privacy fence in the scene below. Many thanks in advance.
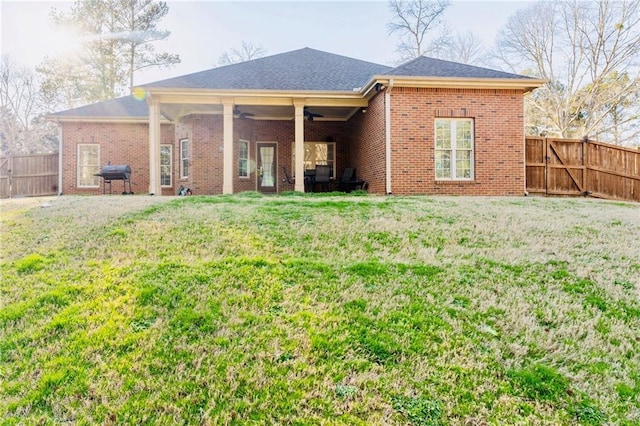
[0,153,59,198]
[526,137,639,202]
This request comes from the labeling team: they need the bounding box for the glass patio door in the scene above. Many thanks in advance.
[257,143,277,193]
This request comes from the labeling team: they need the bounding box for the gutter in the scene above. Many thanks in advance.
[361,75,546,96]
[45,116,166,124]
[385,79,394,195]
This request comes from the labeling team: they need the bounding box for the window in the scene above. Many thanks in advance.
[160,145,172,187]
[238,140,249,178]
[292,142,336,178]
[77,144,100,187]
[180,139,189,179]
[435,119,474,180]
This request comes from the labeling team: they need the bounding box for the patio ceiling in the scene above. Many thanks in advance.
[159,103,362,122]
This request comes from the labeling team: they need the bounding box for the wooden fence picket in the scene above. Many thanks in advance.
[526,138,639,202]
[0,153,59,198]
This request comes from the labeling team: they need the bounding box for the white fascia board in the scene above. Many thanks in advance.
[362,75,547,95]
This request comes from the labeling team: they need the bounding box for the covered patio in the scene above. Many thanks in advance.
[138,48,391,195]
[144,90,378,195]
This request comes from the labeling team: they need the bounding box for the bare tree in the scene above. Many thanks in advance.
[387,0,451,61]
[0,56,58,155]
[218,42,267,66]
[491,0,640,145]
[428,27,486,65]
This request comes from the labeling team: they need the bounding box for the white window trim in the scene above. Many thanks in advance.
[180,139,189,179]
[77,143,100,188]
[435,118,474,181]
[291,141,336,179]
[160,144,172,187]
[238,139,250,179]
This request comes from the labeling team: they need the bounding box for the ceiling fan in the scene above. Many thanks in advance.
[233,106,255,119]
[304,107,323,121]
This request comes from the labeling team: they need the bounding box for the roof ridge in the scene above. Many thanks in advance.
[298,47,389,67]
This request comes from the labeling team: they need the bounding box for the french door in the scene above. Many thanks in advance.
[257,142,277,193]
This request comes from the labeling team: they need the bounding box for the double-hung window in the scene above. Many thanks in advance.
[77,144,100,187]
[292,142,336,178]
[238,140,249,178]
[435,118,474,180]
[180,139,189,179]
[160,145,172,187]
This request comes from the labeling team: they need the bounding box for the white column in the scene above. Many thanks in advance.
[293,99,305,192]
[148,101,161,195]
[222,99,234,194]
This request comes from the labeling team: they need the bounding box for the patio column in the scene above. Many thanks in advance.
[148,100,162,195]
[222,98,234,194]
[293,99,305,192]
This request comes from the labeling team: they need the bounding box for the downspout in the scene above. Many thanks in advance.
[385,79,394,194]
[57,120,63,196]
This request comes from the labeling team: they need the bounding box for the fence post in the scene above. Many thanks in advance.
[583,137,589,196]
[544,137,549,195]
[8,154,13,199]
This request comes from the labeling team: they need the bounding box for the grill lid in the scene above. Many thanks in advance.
[96,164,131,180]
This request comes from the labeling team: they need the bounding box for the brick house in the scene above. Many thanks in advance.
[49,48,544,196]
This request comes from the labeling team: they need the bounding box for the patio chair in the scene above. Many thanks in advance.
[282,166,295,184]
[314,165,332,192]
[282,166,314,192]
[304,169,316,192]
[338,167,365,192]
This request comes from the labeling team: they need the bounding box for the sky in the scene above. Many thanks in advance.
[0,0,533,86]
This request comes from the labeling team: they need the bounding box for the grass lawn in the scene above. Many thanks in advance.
[1,193,639,425]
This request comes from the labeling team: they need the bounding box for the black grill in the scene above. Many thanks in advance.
[95,164,133,194]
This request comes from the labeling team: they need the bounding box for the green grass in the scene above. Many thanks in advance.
[1,194,639,424]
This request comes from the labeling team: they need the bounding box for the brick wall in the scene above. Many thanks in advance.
[388,87,525,195]
[189,115,223,195]
[345,92,387,194]
[60,87,525,197]
[60,121,174,195]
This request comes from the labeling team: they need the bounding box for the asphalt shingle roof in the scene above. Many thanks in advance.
[51,95,148,118]
[50,49,538,118]
[385,56,535,80]
[143,47,392,91]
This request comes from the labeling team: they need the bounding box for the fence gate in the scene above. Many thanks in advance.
[546,139,587,197]
[0,153,59,198]
[526,137,639,203]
